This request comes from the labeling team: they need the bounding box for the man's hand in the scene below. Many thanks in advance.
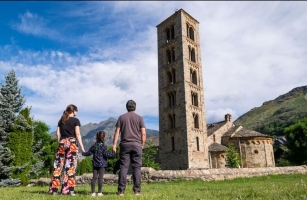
[113,127,120,153]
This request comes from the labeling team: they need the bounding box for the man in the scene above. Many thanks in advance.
[113,100,146,196]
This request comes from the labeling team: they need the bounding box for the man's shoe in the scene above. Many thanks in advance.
[91,193,96,196]
[134,192,141,195]
[118,191,124,196]
[97,193,103,196]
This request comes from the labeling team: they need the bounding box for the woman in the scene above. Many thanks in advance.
[48,104,85,196]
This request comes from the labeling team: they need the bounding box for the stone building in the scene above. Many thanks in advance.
[156,9,274,170]
[157,9,208,169]
[207,114,275,168]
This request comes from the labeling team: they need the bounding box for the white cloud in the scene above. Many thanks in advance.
[206,108,238,124]
[12,11,59,40]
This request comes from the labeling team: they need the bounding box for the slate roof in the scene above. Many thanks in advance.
[223,126,241,136]
[223,127,272,138]
[207,121,227,136]
[208,142,227,152]
[235,128,271,138]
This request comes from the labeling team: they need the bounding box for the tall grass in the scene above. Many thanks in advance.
[1,174,307,200]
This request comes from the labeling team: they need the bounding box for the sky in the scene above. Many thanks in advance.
[1,1,307,132]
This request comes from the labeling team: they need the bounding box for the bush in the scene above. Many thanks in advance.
[225,144,241,168]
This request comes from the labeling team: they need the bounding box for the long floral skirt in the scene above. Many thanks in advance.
[48,137,78,195]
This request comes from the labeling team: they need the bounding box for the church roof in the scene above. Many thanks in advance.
[223,126,241,136]
[223,127,272,138]
[207,121,227,136]
[234,128,272,138]
[208,142,227,152]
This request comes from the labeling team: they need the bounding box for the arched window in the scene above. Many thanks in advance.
[169,114,176,129]
[167,71,173,84]
[168,92,176,107]
[196,137,199,151]
[171,25,175,39]
[172,47,175,61]
[169,114,173,129]
[192,71,197,85]
[166,28,171,42]
[171,136,175,151]
[172,91,176,106]
[186,24,189,37]
[193,113,199,129]
[191,48,196,62]
[166,50,171,64]
[168,93,172,107]
[191,92,198,107]
[173,114,176,128]
[167,69,176,85]
[189,27,194,41]
[172,69,176,83]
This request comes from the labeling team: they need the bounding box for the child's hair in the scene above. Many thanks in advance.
[96,130,106,144]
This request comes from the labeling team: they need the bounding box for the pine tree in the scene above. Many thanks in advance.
[0,70,25,186]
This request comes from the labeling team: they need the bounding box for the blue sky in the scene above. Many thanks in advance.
[1,2,307,132]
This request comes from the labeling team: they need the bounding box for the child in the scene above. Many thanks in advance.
[82,130,115,196]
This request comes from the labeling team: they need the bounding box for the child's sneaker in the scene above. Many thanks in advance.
[91,193,96,196]
[97,193,103,196]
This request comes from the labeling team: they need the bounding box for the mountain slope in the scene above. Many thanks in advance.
[234,86,307,136]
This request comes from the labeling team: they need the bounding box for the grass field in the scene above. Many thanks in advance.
[1,174,307,200]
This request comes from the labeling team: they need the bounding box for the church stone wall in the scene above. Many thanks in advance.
[240,139,275,168]
[210,152,227,168]
[207,121,234,145]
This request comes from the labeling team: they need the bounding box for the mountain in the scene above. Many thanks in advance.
[234,86,307,136]
[50,117,159,150]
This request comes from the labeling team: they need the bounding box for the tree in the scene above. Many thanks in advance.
[0,70,25,186]
[225,144,241,168]
[284,118,307,165]
[31,120,52,177]
[40,137,58,176]
[76,157,93,176]
[106,146,120,174]
[8,107,34,185]
[142,140,160,170]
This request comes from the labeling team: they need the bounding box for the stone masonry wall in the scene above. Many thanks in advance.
[31,166,307,186]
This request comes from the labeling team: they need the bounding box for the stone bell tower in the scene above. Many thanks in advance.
[157,9,208,169]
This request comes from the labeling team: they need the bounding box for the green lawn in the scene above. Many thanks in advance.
[1,174,307,200]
